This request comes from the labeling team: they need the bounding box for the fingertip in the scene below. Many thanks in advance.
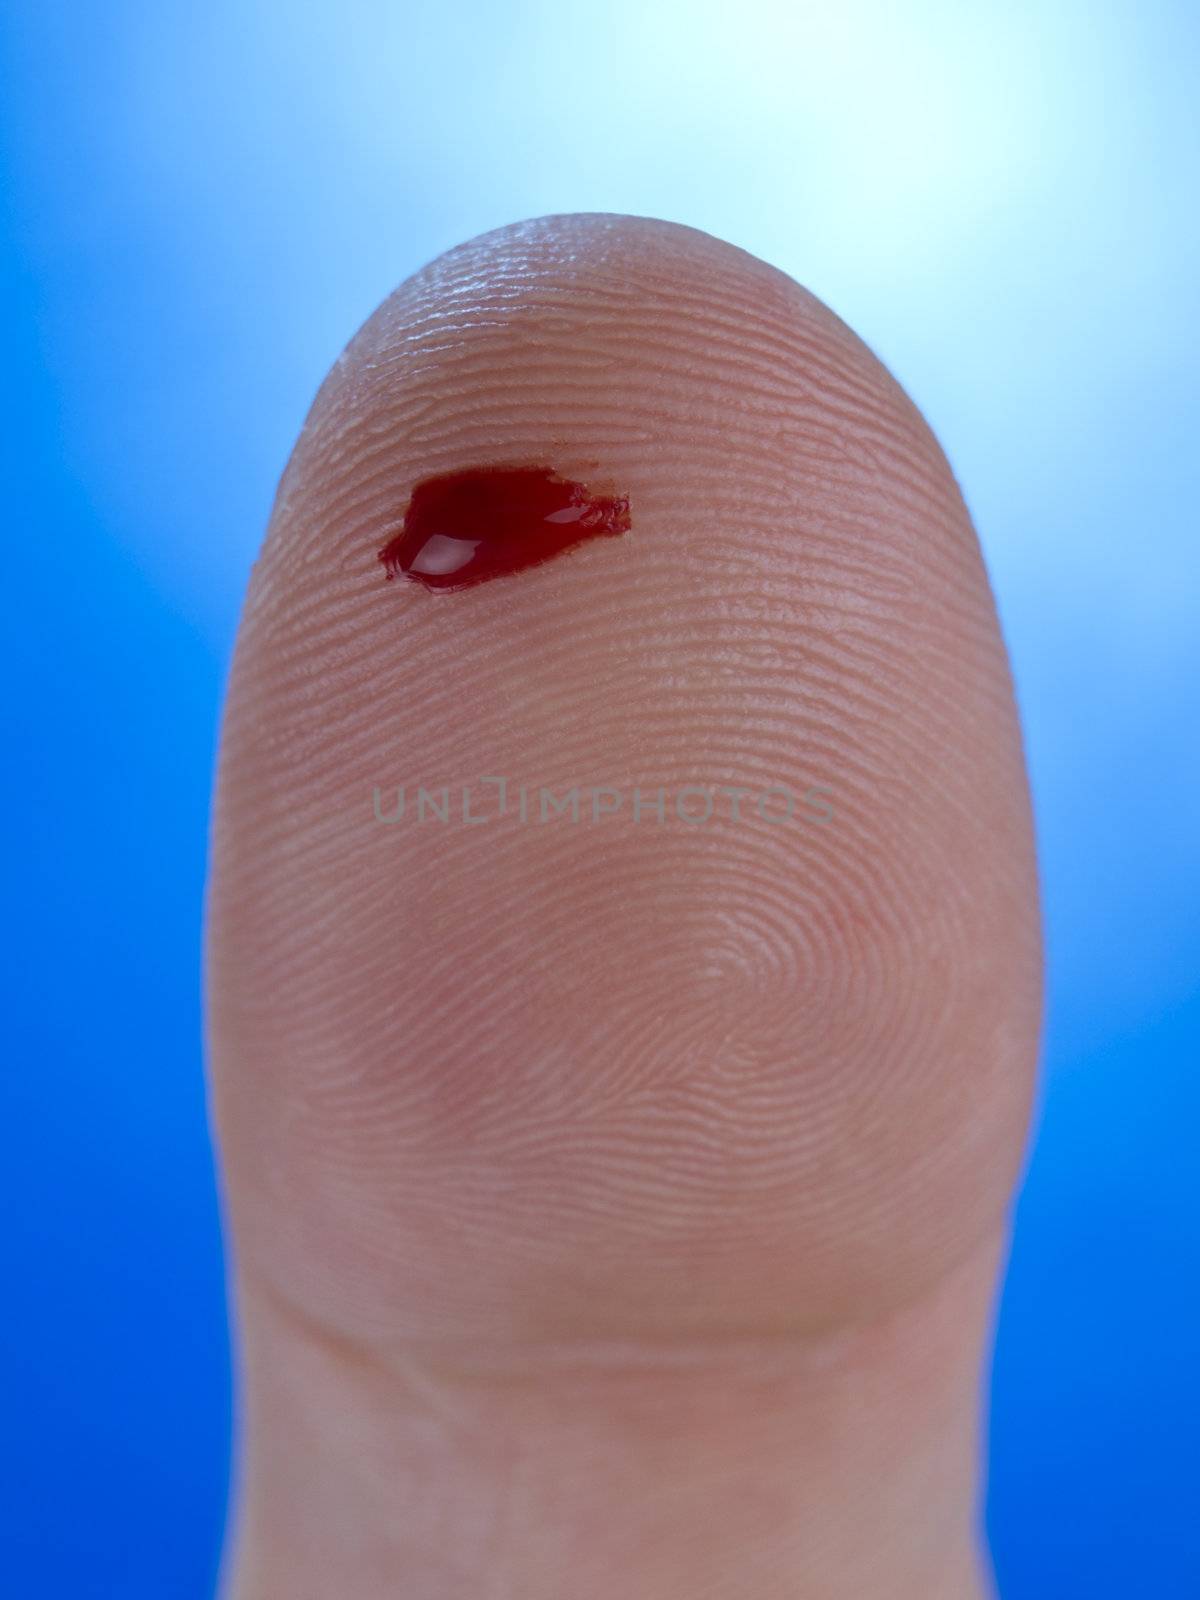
[208,212,1041,1350]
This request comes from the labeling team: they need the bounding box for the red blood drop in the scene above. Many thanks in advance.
[378,466,631,592]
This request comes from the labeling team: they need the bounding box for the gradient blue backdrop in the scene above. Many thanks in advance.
[3,3,1197,1594]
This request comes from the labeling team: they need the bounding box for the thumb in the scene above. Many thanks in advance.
[206,213,1041,1598]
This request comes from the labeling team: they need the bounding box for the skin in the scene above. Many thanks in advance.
[206,213,1043,1598]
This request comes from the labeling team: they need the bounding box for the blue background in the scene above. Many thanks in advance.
[3,3,1197,1594]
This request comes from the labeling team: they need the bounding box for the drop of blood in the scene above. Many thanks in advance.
[378,466,631,592]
